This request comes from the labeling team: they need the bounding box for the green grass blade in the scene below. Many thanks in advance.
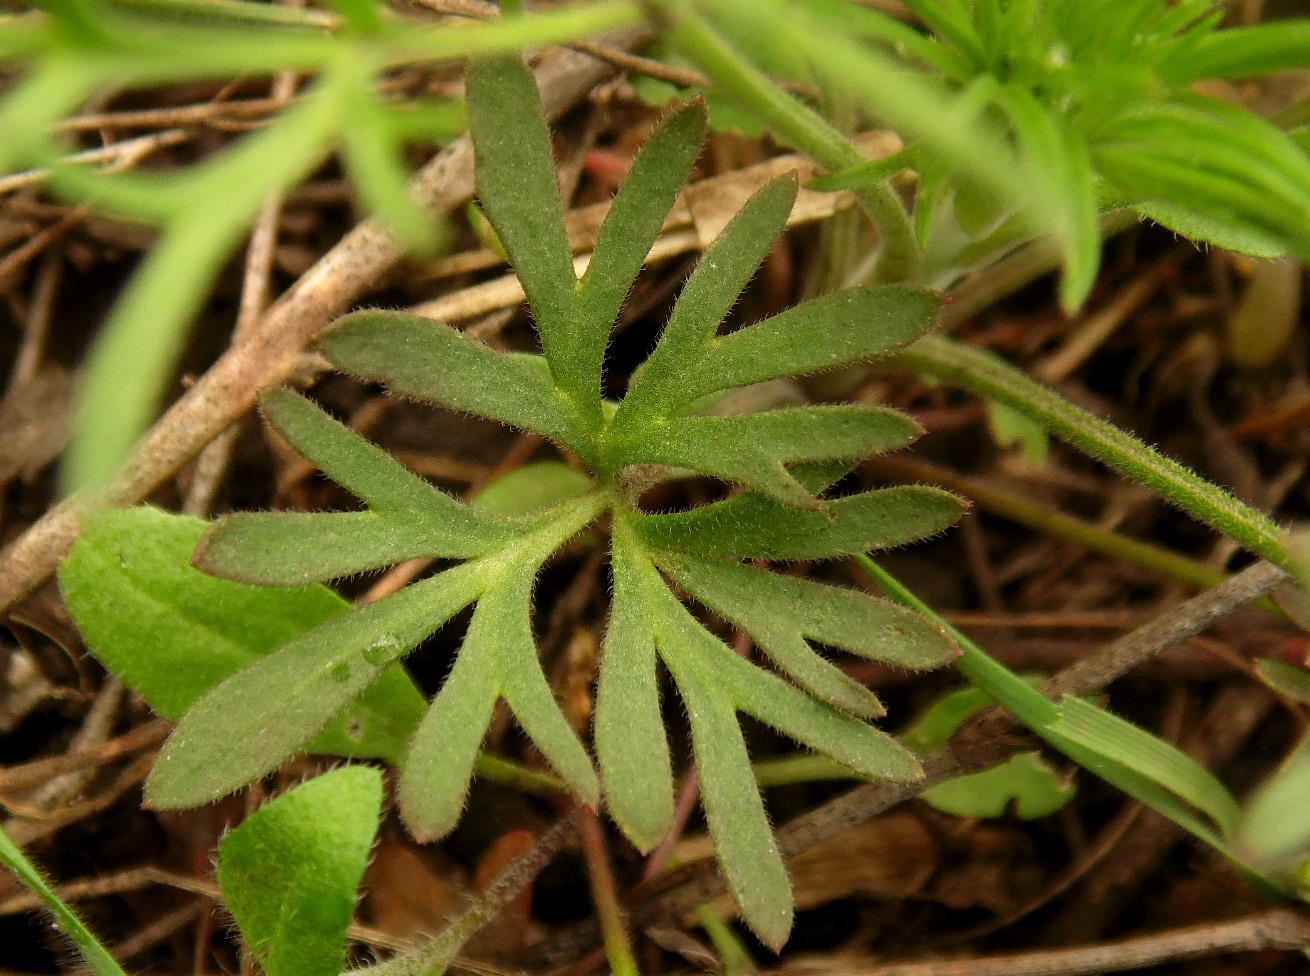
[0,827,127,976]
[338,75,442,254]
[1159,20,1310,81]
[1050,695,1240,838]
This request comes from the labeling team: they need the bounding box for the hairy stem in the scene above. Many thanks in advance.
[899,334,1293,570]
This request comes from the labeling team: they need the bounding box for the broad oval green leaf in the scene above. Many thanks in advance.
[218,766,382,976]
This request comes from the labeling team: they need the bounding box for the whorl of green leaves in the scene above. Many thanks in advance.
[71,54,963,948]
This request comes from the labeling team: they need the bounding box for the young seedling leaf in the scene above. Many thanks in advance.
[658,551,958,716]
[320,311,593,459]
[633,485,964,560]
[903,686,1076,820]
[612,405,923,507]
[465,56,586,416]
[618,175,798,425]
[400,567,598,842]
[218,766,382,976]
[471,461,594,516]
[59,507,424,762]
[577,100,707,404]
[146,561,485,810]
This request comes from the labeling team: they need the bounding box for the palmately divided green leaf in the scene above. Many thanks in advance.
[319,311,595,460]
[633,484,964,560]
[82,53,969,951]
[658,551,958,717]
[609,405,923,507]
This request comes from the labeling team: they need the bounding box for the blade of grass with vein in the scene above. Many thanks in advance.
[0,827,127,976]
[858,556,1243,855]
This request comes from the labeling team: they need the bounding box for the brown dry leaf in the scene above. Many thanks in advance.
[673,810,939,919]
[925,825,1046,915]
[363,839,459,941]
[788,811,940,911]
[467,827,538,957]
[0,367,72,485]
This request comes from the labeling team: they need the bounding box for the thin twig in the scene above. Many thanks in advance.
[184,70,299,517]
